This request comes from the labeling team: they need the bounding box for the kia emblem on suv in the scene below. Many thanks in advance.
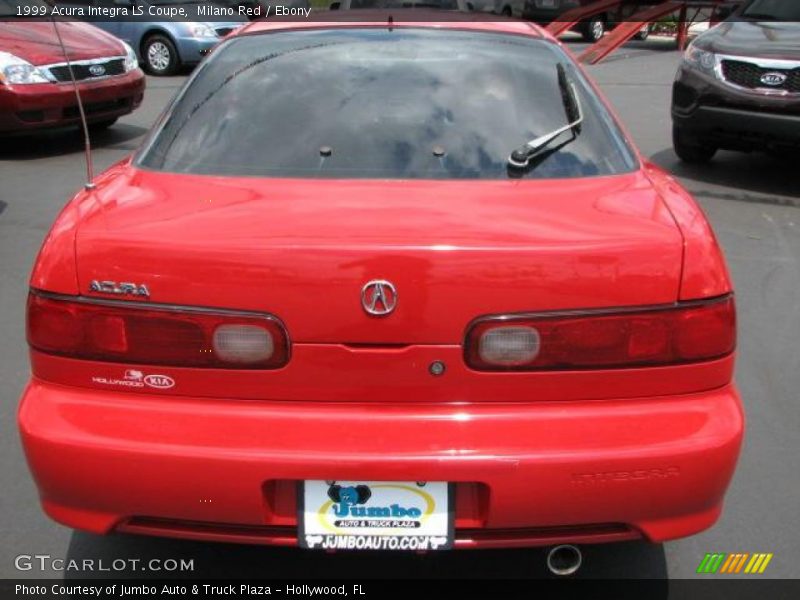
[89,64,106,77]
[760,72,787,87]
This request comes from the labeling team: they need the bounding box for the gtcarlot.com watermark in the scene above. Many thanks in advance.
[15,554,194,573]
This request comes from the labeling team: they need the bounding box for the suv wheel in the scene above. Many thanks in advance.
[673,125,717,164]
[581,17,605,43]
[143,35,179,76]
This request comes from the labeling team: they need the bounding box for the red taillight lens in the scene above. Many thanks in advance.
[27,292,289,369]
[465,296,735,371]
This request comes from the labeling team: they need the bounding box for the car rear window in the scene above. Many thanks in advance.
[139,28,638,180]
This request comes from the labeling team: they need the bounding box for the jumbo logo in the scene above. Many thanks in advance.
[144,374,175,389]
[319,483,434,530]
[327,484,423,519]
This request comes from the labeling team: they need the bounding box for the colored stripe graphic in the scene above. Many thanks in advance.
[720,554,736,573]
[745,554,761,573]
[734,553,750,573]
[745,553,774,574]
[697,553,726,573]
[759,554,774,573]
[699,553,773,574]
[696,554,712,573]
[723,553,745,574]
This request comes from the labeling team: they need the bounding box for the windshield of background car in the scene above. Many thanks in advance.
[741,0,800,20]
[139,28,638,180]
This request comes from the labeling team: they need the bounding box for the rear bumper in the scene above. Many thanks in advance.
[0,70,145,134]
[18,379,744,549]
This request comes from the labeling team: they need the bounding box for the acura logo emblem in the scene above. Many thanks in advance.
[760,72,787,87]
[89,64,106,77]
[361,280,397,316]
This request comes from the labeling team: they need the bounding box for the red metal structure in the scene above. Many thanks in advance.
[578,1,686,64]
[545,1,738,65]
[545,0,635,38]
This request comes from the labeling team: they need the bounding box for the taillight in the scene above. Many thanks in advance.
[465,296,735,371]
[27,292,289,369]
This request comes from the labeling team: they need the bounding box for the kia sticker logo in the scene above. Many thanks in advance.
[144,374,175,389]
[88,64,106,77]
[361,280,398,316]
[760,72,787,87]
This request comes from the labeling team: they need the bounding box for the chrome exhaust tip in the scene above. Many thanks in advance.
[546,544,582,576]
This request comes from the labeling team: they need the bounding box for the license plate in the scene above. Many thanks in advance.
[299,481,453,551]
[539,0,557,8]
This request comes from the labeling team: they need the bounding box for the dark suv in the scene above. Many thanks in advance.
[671,0,800,163]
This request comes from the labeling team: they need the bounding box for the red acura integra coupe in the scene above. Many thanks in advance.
[19,15,743,563]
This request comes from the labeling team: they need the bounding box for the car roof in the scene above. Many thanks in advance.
[237,11,551,41]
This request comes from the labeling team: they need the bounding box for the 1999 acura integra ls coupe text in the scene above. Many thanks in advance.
[19,16,743,557]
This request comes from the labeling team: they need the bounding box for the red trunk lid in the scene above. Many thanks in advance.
[74,167,683,345]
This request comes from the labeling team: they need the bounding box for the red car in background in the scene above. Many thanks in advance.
[19,15,743,564]
[0,7,144,134]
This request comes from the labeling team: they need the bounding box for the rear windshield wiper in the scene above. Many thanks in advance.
[508,63,584,169]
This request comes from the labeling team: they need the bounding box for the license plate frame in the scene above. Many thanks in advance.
[298,481,454,551]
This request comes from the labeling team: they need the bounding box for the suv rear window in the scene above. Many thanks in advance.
[139,28,638,180]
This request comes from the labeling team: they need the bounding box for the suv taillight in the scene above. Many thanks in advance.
[465,295,735,371]
[27,292,289,369]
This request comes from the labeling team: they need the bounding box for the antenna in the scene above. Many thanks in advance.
[46,3,95,190]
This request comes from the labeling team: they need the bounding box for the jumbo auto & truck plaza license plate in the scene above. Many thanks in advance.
[299,481,453,550]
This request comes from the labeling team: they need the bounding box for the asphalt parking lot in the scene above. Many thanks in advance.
[1,37,798,581]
